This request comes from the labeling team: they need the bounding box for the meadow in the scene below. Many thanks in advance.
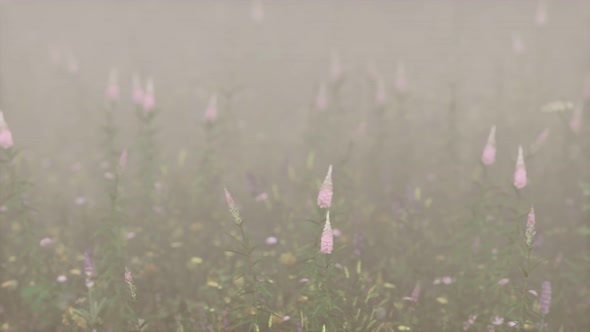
[0,1,589,331]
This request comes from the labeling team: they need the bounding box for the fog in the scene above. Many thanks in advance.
[0,1,589,331]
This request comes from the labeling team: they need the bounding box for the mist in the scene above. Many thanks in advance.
[0,1,589,331]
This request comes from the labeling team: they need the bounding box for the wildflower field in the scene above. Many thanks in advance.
[0,1,589,331]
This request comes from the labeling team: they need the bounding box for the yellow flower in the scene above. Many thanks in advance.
[279,252,297,266]
[190,223,203,232]
[1,280,18,289]
[436,297,448,304]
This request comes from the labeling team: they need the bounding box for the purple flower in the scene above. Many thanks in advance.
[540,281,551,315]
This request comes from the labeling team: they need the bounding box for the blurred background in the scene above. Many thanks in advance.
[0,0,589,330]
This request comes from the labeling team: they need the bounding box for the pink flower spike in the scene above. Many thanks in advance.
[531,128,550,153]
[50,47,61,65]
[250,0,264,23]
[224,187,235,207]
[330,50,342,82]
[204,94,218,123]
[570,106,583,134]
[535,0,547,27]
[67,52,79,74]
[105,68,119,102]
[118,149,128,171]
[0,128,14,149]
[320,211,334,254]
[394,61,407,94]
[84,250,95,277]
[0,112,14,149]
[540,281,551,315]
[511,33,525,55]
[317,165,333,208]
[125,267,133,283]
[513,145,527,189]
[132,74,144,105]
[481,125,496,165]
[403,282,421,303]
[143,77,155,112]
[525,206,536,248]
[224,187,242,225]
[315,83,328,111]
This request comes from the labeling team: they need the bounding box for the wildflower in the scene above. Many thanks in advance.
[40,237,53,247]
[498,278,510,285]
[132,74,144,105]
[320,211,333,254]
[512,33,525,55]
[67,52,79,74]
[85,279,94,288]
[463,314,477,331]
[265,236,278,245]
[57,275,68,283]
[535,0,547,26]
[143,77,155,112]
[507,321,518,328]
[570,106,583,133]
[540,281,551,316]
[250,0,264,23]
[279,252,297,265]
[481,125,496,165]
[353,231,363,256]
[531,128,549,153]
[403,283,420,303]
[394,61,407,94]
[317,165,333,208]
[315,83,327,110]
[83,250,95,277]
[0,112,14,149]
[514,145,527,189]
[255,192,269,202]
[204,94,218,123]
[105,68,119,102]
[50,47,61,65]
[125,267,137,301]
[117,149,128,172]
[525,207,536,248]
[330,50,342,82]
[1,280,18,289]
[491,316,504,325]
[224,187,242,225]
